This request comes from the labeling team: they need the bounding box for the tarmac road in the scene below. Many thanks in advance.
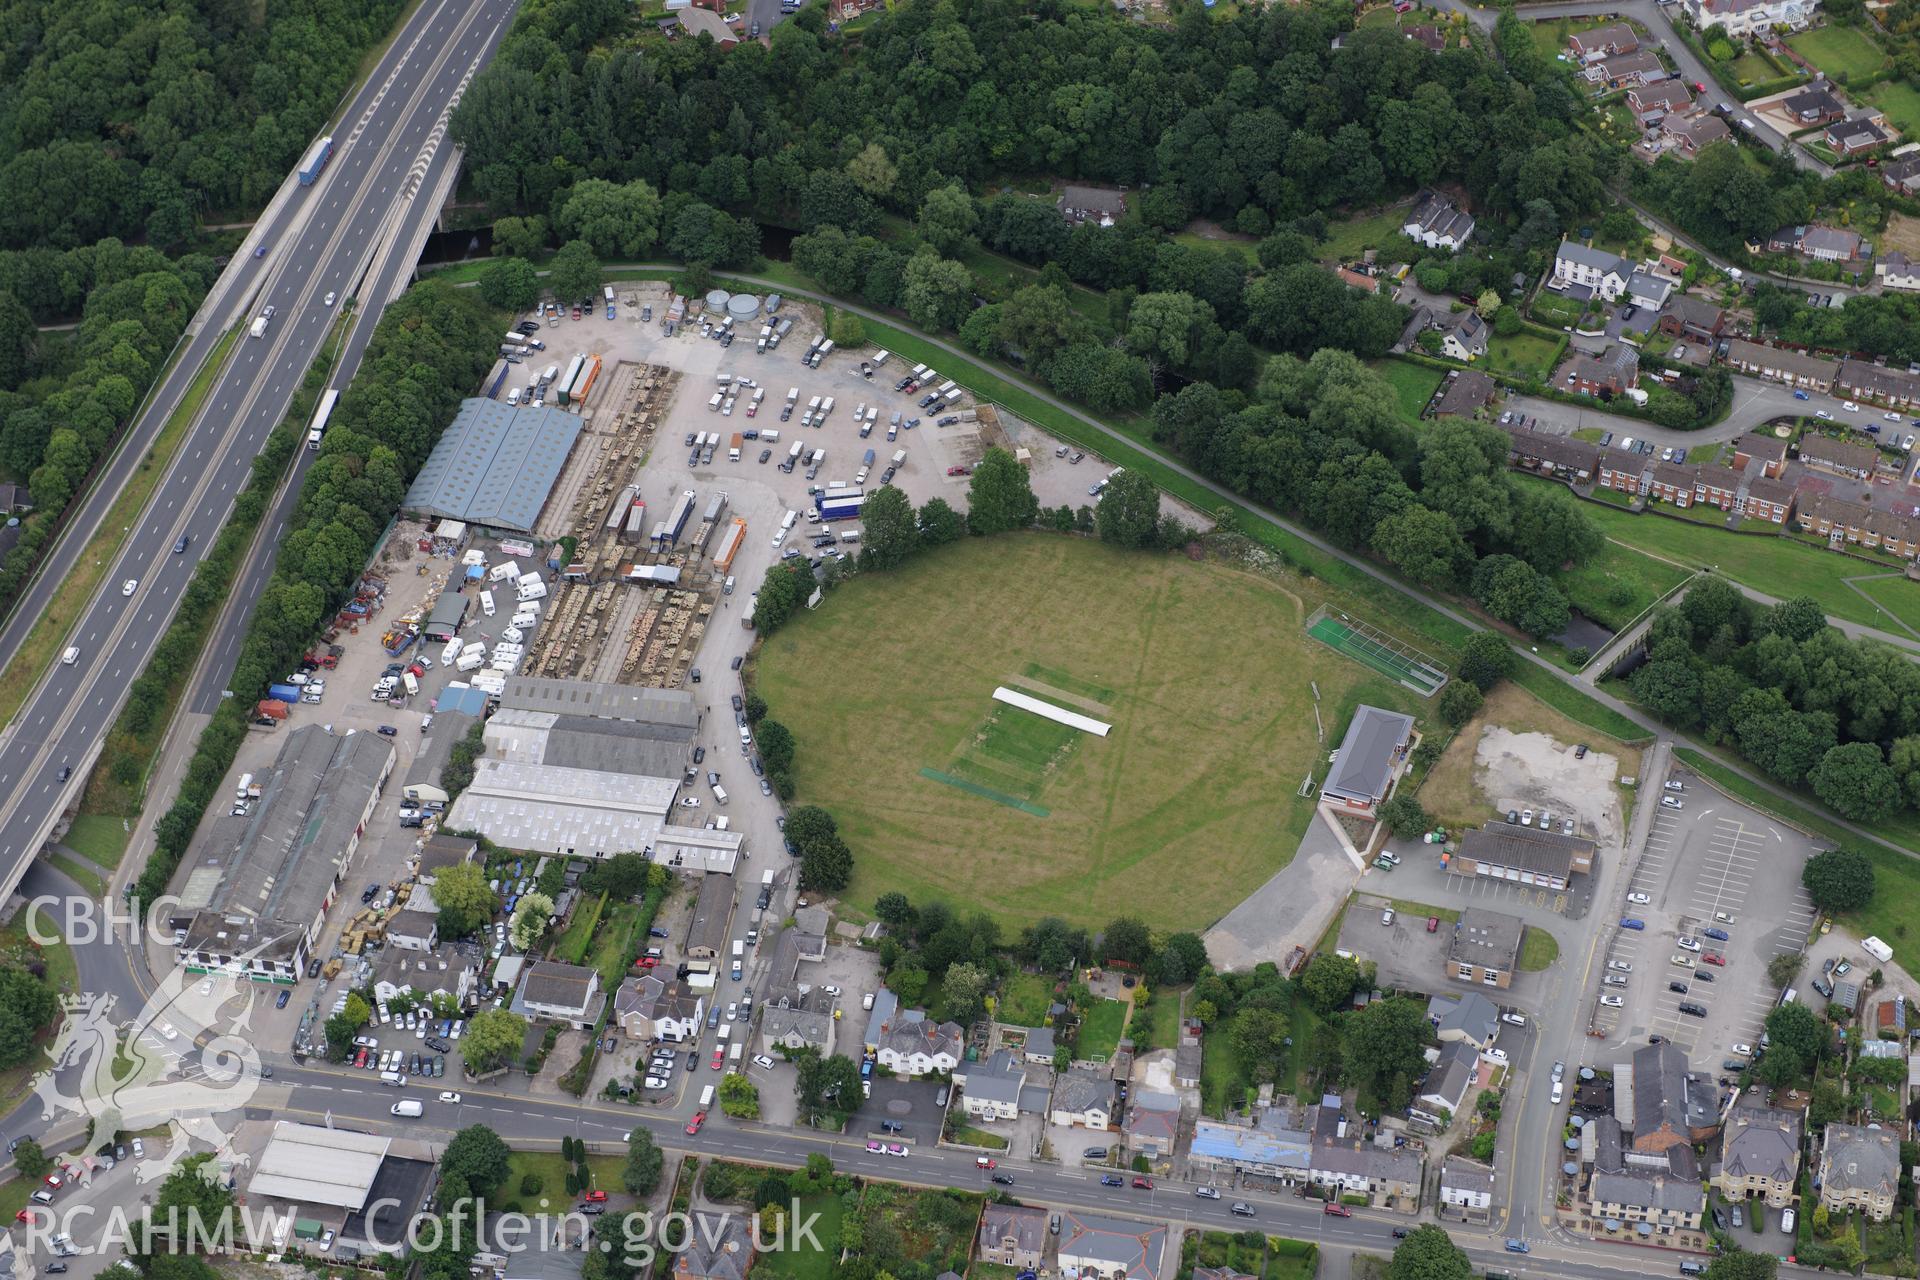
[0,0,520,906]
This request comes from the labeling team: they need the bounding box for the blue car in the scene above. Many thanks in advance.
[1794,390,1810,401]
[1505,1241,1531,1254]
[1704,927,1729,941]
[860,1059,873,1078]
[1101,1175,1125,1187]
[1620,918,1646,930]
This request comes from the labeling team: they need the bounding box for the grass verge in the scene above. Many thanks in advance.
[0,326,240,729]
[62,814,130,870]
[1509,663,1652,744]
[1519,927,1560,970]
[1527,474,1920,633]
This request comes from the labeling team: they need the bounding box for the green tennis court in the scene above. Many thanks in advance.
[1307,610,1447,697]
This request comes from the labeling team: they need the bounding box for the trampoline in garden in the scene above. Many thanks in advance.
[1306,607,1448,697]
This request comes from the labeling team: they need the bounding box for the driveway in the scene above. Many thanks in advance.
[1204,811,1356,971]
[1503,375,1845,451]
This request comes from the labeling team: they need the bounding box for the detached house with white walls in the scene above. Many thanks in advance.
[1552,241,1632,301]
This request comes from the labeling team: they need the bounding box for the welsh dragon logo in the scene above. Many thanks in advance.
[30,960,270,1184]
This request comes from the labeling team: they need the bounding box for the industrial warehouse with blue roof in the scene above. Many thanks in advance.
[402,398,582,533]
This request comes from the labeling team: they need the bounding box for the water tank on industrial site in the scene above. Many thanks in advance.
[726,293,761,320]
[705,289,732,314]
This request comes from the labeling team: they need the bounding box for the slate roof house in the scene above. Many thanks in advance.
[1126,1090,1182,1165]
[1553,241,1631,301]
[1426,991,1501,1048]
[1768,224,1870,264]
[1629,1041,1720,1153]
[1442,311,1490,363]
[1433,369,1497,418]
[1883,154,1920,197]
[1782,83,1845,125]
[1052,1068,1119,1129]
[1732,431,1788,478]
[1441,1156,1496,1216]
[1568,22,1638,56]
[1827,111,1892,156]
[1628,81,1694,123]
[1418,1040,1480,1116]
[1499,426,1600,483]
[1060,186,1127,228]
[1056,1210,1167,1280]
[977,1203,1048,1272]
[613,974,704,1042]
[1819,1124,1900,1221]
[1877,251,1920,293]
[1797,436,1880,480]
[1712,1097,1802,1208]
[1724,339,1837,391]
[515,962,601,1028]
[1739,476,1796,527]
[1590,1119,1706,1233]
[1402,192,1476,251]
[670,1213,751,1280]
[875,1012,963,1076]
[1565,345,1640,397]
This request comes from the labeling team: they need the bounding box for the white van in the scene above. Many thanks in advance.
[62,646,79,665]
[761,869,775,887]
[380,1071,405,1087]
[892,449,907,467]
[807,395,822,414]
[723,575,735,595]
[840,530,862,543]
[700,1085,716,1109]
[781,510,798,531]
[728,1042,743,1066]
[479,590,496,617]
[732,939,745,960]
[713,785,729,806]
[390,1100,423,1117]
[820,395,835,416]
[708,393,723,411]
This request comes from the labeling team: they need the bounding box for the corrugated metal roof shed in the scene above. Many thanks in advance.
[403,398,582,532]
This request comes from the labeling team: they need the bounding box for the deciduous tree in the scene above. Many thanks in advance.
[1095,469,1162,549]
[432,862,495,938]
[1801,847,1874,912]
[858,485,920,570]
[966,447,1038,535]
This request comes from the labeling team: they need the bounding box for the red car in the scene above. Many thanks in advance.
[1132,1177,1154,1190]
[584,1191,608,1203]
[975,1157,997,1169]
[686,1111,707,1136]
[946,466,971,476]
[1426,916,1439,933]
[1702,952,1726,966]
[571,306,582,320]
[1324,1202,1353,1217]
[14,1210,34,1223]
[634,956,658,969]
[1694,80,1707,92]
[710,1048,725,1070]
